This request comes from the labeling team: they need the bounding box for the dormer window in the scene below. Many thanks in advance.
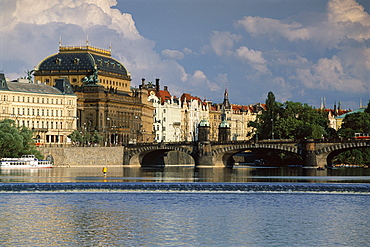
[73,58,80,65]
[55,58,62,65]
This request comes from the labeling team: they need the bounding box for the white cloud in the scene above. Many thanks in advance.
[188,70,220,92]
[209,31,241,56]
[6,0,140,39]
[328,0,370,25]
[235,46,265,64]
[235,46,269,74]
[327,0,370,41]
[183,48,193,55]
[296,56,366,93]
[236,16,310,42]
[1,0,222,100]
[161,49,184,60]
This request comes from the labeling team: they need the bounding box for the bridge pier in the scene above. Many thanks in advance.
[195,141,214,167]
[302,139,329,168]
[302,139,317,167]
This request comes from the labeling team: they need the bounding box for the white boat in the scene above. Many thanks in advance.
[0,155,52,169]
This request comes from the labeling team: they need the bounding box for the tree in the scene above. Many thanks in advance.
[365,100,370,114]
[249,93,328,140]
[0,119,42,158]
[92,130,103,144]
[250,91,283,139]
[338,112,370,138]
[335,109,370,165]
[68,130,83,146]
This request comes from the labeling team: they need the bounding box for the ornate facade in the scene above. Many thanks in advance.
[147,80,182,142]
[33,43,154,144]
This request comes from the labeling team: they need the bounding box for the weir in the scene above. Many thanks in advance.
[1,182,370,193]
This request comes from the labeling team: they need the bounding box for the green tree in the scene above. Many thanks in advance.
[338,112,370,138]
[0,119,42,158]
[335,108,370,165]
[92,130,103,144]
[365,100,370,114]
[68,130,83,146]
[250,91,283,139]
[83,131,92,146]
[250,93,328,140]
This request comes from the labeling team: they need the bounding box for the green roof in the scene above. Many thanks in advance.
[336,108,365,119]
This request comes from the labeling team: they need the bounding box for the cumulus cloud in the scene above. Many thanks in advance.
[161,49,184,60]
[233,0,370,99]
[188,70,220,92]
[235,46,269,74]
[0,0,221,100]
[296,56,366,93]
[327,0,370,41]
[236,16,310,41]
[6,0,140,39]
[209,31,241,56]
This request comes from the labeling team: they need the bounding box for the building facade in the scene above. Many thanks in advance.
[147,81,182,143]
[180,93,209,142]
[33,43,154,144]
[0,74,77,146]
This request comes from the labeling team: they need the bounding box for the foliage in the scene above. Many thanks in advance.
[333,148,370,165]
[92,130,103,144]
[68,130,103,146]
[249,92,329,140]
[68,130,83,145]
[0,119,42,158]
[365,100,370,114]
[334,106,370,165]
[338,112,370,138]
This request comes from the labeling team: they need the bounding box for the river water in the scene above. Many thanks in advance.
[1,166,370,246]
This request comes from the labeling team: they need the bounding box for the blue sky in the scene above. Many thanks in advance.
[1,0,370,110]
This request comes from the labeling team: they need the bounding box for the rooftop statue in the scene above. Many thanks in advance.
[82,67,99,85]
[24,70,34,83]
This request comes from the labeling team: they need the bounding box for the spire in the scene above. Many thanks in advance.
[223,89,231,110]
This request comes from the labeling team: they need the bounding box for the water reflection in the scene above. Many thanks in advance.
[0,166,370,183]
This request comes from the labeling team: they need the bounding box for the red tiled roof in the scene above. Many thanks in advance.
[148,89,172,104]
[180,93,205,105]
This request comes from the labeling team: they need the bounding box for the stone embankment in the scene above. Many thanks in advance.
[39,147,125,167]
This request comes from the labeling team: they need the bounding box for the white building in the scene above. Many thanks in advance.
[0,74,77,146]
[148,87,182,142]
[180,93,209,142]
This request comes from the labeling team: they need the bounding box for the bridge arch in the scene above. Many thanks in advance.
[212,143,300,167]
[125,144,195,167]
[315,141,370,166]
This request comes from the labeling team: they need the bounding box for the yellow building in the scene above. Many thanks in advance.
[0,74,77,146]
[33,43,154,144]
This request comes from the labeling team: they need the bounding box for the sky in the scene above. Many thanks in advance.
[1,0,370,110]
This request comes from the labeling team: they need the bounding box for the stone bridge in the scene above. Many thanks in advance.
[123,139,370,168]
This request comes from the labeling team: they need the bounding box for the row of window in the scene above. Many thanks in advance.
[0,95,72,105]
[12,108,65,117]
[100,79,128,88]
[51,77,128,88]
[16,120,63,130]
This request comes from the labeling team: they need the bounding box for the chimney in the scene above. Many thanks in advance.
[164,86,168,91]
[155,78,160,92]
[141,78,145,86]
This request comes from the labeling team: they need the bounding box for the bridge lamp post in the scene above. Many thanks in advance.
[106,117,110,146]
[271,118,274,140]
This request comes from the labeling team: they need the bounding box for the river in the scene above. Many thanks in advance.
[0,166,369,246]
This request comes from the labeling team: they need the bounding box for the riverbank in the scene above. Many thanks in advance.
[39,146,125,167]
